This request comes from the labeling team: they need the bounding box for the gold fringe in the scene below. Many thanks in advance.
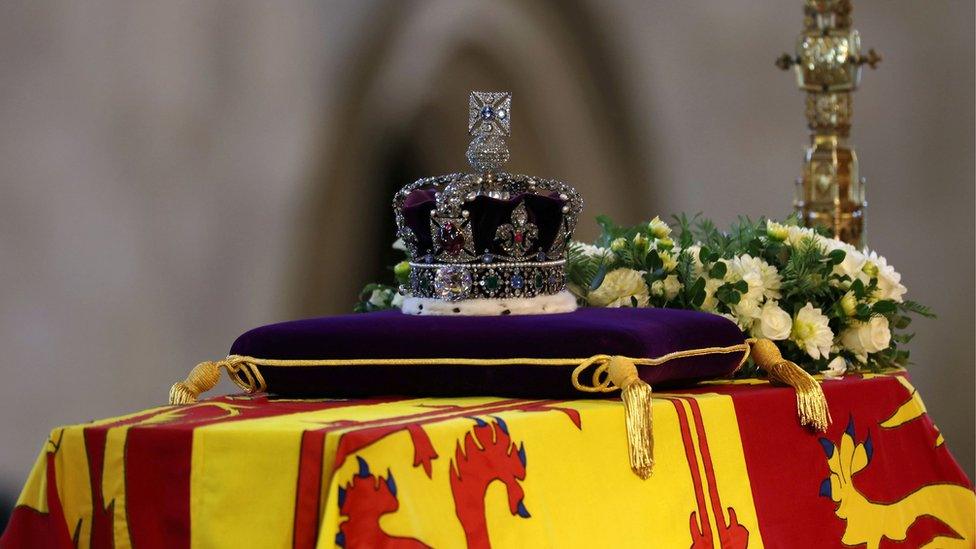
[606,356,654,479]
[750,338,832,432]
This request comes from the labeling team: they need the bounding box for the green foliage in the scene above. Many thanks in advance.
[569,213,931,375]
[353,283,401,313]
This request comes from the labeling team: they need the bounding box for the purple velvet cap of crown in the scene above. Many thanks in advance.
[229,307,747,398]
[401,189,566,258]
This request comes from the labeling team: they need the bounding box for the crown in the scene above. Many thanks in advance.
[393,92,583,314]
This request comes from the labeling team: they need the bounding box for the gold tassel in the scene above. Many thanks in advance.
[169,360,223,404]
[169,355,266,404]
[750,339,831,432]
[606,355,654,479]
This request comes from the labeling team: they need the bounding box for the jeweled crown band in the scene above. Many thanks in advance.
[407,260,567,301]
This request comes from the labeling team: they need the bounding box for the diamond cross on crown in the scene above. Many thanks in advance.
[468,92,511,137]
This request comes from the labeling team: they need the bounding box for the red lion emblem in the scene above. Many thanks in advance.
[336,457,430,549]
[450,417,529,549]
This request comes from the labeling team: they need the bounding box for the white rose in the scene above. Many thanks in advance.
[790,303,834,360]
[663,274,682,300]
[823,356,848,380]
[650,279,664,297]
[588,268,650,308]
[840,291,858,317]
[751,301,792,341]
[840,315,891,361]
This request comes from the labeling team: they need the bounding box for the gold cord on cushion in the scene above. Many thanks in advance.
[749,338,832,432]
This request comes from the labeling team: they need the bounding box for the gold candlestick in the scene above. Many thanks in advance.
[777,0,880,247]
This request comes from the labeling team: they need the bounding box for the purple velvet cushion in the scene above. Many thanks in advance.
[230,308,746,398]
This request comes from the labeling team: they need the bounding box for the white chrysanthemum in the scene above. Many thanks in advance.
[790,303,834,360]
[750,301,792,340]
[861,251,907,303]
[648,216,671,239]
[392,238,407,251]
[390,292,404,308]
[658,250,678,272]
[588,268,650,308]
[766,221,790,242]
[727,254,782,301]
[786,225,818,247]
[821,238,867,286]
[572,242,616,262]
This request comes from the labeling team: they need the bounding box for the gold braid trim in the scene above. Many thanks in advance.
[749,338,832,432]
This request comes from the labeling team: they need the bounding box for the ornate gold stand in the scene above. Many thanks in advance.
[777,0,880,247]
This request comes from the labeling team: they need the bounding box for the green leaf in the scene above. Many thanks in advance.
[646,250,663,270]
[892,315,912,330]
[690,276,706,307]
[899,300,937,319]
[872,300,897,315]
[698,246,711,264]
[726,291,741,305]
[828,249,847,265]
[708,262,727,279]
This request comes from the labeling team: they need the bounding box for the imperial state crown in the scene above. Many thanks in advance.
[393,92,583,315]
